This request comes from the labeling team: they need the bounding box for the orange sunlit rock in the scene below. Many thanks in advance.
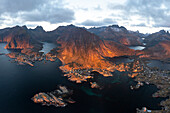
[54,25,135,76]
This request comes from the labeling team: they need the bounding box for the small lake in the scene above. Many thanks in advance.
[40,42,57,54]
[129,46,145,50]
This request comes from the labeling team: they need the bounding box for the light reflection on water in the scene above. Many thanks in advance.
[0,43,9,54]
[129,46,145,50]
[40,42,57,54]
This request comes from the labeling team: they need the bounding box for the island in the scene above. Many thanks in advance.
[32,85,75,107]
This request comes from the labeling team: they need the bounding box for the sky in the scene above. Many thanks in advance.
[0,0,170,33]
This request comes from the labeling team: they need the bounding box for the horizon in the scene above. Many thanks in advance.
[0,24,169,34]
[0,0,170,33]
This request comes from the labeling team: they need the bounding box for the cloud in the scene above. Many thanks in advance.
[108,0,170,27]
[0,0,75,24]
[0,0,46,13]
[94,5,102,10]
[20,6,74,24]
[131,23,146,27]
[79,18,117,26]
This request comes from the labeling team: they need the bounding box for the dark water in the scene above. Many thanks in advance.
[147,60,170,70]
[108,56,133,64]
[0,43,165,113]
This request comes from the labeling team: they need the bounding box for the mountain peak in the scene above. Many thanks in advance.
[67,24,76,27]
[107,25,127,32]
[109,25,119,28]
[55,25,84,34]
[159,30,166,34]
[22,25,28,29]
[34,26,45,32]
[11,25,28,31]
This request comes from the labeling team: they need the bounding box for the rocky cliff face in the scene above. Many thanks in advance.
[88,25,143,46]
[51,25,134,70]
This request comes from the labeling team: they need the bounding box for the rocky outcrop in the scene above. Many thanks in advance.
[88,25,143,46]
[32,85,75,107]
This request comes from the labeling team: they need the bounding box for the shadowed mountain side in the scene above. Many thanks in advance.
[29,26,59,43]
[144,30,170,47]
[139,40,170,60]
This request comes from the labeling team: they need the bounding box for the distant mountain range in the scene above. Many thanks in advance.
[88,25,144,46]
[144,30,170,47]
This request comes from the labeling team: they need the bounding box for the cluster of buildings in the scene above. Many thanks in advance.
[7,51,44,66]
[63,68,93,83]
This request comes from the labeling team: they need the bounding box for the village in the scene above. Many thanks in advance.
[5,49,58,66]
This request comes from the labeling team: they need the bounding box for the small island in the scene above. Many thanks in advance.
[32,85,75,107]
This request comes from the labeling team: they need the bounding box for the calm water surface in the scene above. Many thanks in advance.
[40,42,57,54]
[0,43,9,54]
[0,43,165,113]
[129,46,145,50]
[147,60,170,70]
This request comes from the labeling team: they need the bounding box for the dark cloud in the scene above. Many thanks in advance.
[80,18,117,26]
[108,0,170,27]
[0,0,46,13]
[21,6,74,23]
[0,0,75,24]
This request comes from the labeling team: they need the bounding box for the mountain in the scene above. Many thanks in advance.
[0,24,169,63]
[29,26,58,43]
[49,25,135,70]
[139,40,170,60]
[0,25,59,50]
[144,30,170,47]
[88,25,143,46]
[0,26,42,50]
